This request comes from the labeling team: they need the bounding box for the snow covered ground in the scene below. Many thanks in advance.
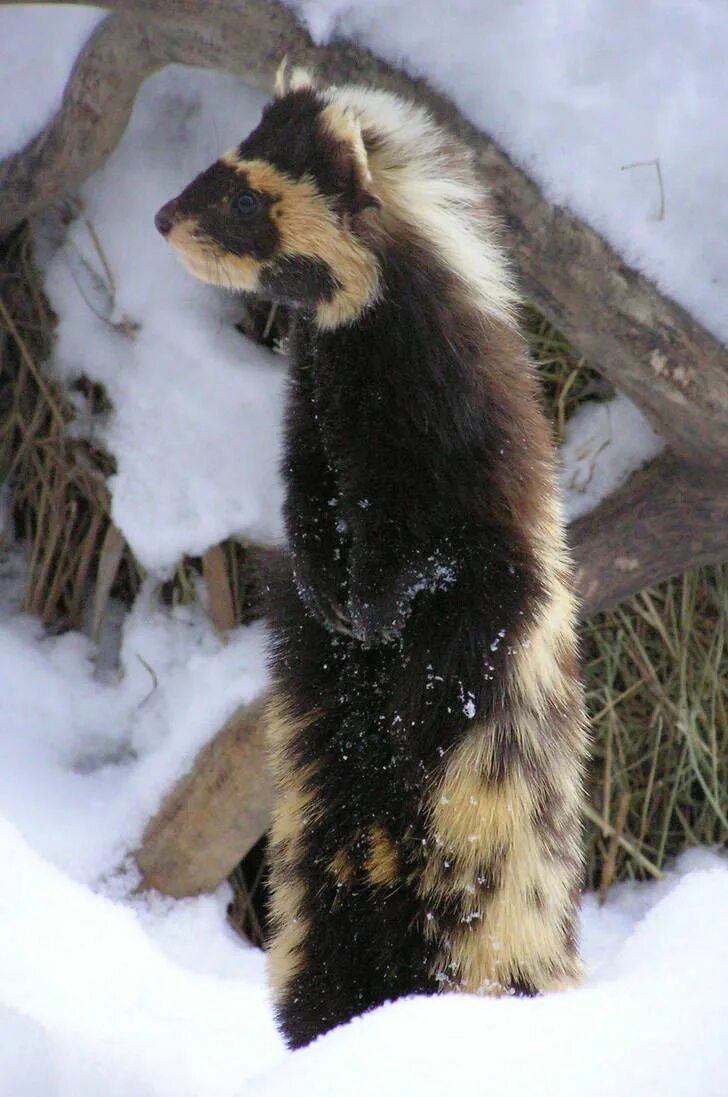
[1,5,727,1097]
[2,790,727,1097]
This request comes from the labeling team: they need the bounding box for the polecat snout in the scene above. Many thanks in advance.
[157,63,588,1050]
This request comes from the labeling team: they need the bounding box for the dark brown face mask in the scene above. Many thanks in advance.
[154,83,382,328]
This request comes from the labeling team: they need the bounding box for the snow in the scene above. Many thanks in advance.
[0,570,269,882]
[0,5,104,159]
[1,7,727,1097]
[560,392,664,521]
[0,818,282,1097]
[0,768,726,1097]
[37,64,286,571]
[246,862,728,1097]
[0,545,726,1097]
[2,3,695,555]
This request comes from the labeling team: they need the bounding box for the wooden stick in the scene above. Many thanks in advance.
[134,693,273,897]
[598,791,631,904]
[571,452,728,618]
[202,544,236,633]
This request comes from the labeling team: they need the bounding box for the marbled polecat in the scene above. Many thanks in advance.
[156,64,589,1049]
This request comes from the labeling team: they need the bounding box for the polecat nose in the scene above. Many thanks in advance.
[154,203,175,236]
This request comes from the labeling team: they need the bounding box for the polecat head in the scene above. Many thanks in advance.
[154,64,383,329]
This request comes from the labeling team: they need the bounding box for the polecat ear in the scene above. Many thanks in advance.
[274,57,318,97]
[320,102,381,214]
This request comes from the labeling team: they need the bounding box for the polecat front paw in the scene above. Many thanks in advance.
[347,593,406,647]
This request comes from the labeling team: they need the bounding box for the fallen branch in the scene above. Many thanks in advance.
[202,544,236,634]
[1,1,727,465]
[134,693,273,897]
[571,453,728,617]
[0,14,160,234]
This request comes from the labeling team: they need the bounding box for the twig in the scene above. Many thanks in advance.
[621,158,665,221]
[0,297,66,431]
[584,802,663,880]
[598,790,631,903]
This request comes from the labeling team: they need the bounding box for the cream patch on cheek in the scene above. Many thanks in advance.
[166,221,261,291]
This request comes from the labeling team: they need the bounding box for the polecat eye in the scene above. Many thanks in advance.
[233,189,260,217]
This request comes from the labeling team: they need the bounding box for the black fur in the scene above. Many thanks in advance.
[267,235,548,1047]
[155,88,582,1049]
[163,161,281,260]
[260,256,339,310]
[240,91,367,209]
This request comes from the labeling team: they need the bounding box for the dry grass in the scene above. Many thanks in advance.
[582,566,727,890]
[0,224,263,631]
[0,223,139,628]
[523,304,614,445]
[524,306,728,889]
[0,225,725,929]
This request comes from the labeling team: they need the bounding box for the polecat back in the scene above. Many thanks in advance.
[156,65,589,1050]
